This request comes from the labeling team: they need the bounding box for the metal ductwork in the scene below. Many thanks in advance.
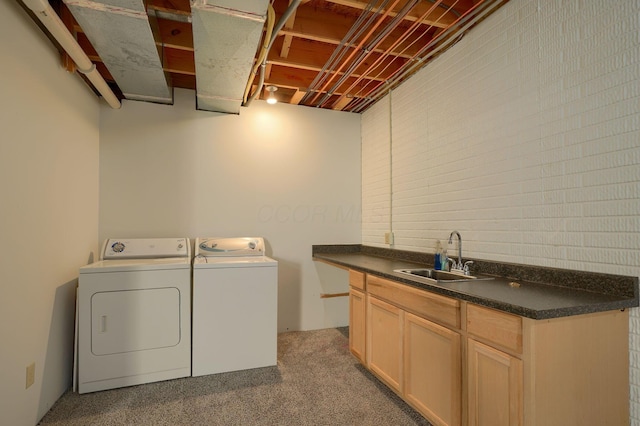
[63,0,173,104]
[191,0,269,114]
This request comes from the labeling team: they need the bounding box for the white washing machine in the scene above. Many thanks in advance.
[76,238,191,393]
[192,237,278,376]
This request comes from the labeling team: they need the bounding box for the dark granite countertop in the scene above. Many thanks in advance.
[312,245,639,320]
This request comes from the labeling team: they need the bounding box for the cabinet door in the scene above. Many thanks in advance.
[404,313,461,426]
[349,288,366,363]
[467,339,523,426]
[367,295,403,393]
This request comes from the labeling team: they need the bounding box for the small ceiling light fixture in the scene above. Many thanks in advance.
[265,85,278,104]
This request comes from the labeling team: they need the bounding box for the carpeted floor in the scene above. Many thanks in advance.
[39,327,431,425]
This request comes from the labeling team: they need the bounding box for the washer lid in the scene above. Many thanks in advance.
[193,255,277,268]
[102,238,190,260]
[195,237,265,257]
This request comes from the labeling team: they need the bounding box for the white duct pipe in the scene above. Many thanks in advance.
[22,0,121,109]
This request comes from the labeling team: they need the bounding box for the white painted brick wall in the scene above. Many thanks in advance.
[361,96,391,247]
[361,0,640,421]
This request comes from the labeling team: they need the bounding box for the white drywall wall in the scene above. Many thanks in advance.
[0,2,100,425]
[99,89,362,332]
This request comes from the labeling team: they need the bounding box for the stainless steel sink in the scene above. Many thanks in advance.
[394,268,494,283]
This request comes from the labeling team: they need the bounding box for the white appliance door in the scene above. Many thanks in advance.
[91,288,181,355]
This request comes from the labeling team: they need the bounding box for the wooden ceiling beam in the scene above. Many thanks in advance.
[147,0,191,15]
[280,0,298,58]
[280,35,294,58]
[279,4,437,59]
[76,32,98,57]
[156,19,193,51]
[94,62,115,82]
[266,64,377,99]
[312,0,456,28]
[59,4,76,72]
[169,73,196,90]
[279,27,435,61]
[290,89,306,105]
[332,94,354,111]
[267,37,408,82]
[265,63,274,79]
[162,47,195,75]
[280,3,352,44]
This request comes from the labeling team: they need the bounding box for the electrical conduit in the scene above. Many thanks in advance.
[242,4,275,104]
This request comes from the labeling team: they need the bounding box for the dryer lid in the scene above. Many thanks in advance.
[195,237,265,257]
[80,257,191,273]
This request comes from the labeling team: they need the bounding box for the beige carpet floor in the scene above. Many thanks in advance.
[38,327,431,425]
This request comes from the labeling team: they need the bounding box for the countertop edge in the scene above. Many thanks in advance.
[312,250,639,320]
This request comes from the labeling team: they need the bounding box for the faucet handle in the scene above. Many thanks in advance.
[450,258,463,273]
[463,261,474,275]
[445,257,455,271]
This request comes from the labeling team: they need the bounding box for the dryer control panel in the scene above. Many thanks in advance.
[102,238,189,260]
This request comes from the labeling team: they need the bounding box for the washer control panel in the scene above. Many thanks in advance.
[196,237,265,257]
[102,238,189,260]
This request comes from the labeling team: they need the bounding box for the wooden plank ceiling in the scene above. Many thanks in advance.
[51,0,509,113]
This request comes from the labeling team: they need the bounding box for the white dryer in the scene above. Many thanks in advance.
[77,238,191,393]
[192,237,278,376]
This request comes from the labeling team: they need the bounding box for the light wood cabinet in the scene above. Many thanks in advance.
[520,309,629,426]
[467,338,523,426]
[467,303,522,354]
[349,269,365,291]
[348,270,366,363]
[466,304,523,426]
[404,312,462,426]
[345,271,629,426]
[366,275,462,425]
[349,288,366,363]
[466,303,629,426]
[367,295,403,393]
[367,275,460,329]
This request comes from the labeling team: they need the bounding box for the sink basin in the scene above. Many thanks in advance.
[394,268,494,283]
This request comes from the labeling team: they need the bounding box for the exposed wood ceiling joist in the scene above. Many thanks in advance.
[36,0,509,112]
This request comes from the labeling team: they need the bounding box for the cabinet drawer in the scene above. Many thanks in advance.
[467,304,523,354]
[349,270,365,290]
[367,275,460,329]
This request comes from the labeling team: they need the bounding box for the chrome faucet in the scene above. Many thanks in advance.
[448,231,464,272]
[448,231,474,275]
